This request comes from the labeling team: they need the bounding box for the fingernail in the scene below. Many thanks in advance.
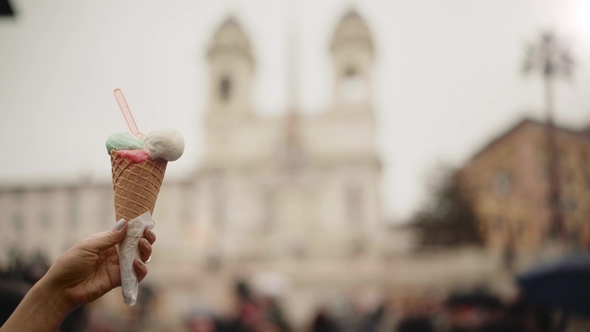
[137,259,144,267]
[114,219,126,231]
[143,238,150,247]
[150,230,155,239]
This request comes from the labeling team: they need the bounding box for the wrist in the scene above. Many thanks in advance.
[35,277,75,318]
[0,275,75,332]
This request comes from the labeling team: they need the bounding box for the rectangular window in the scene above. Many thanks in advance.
[68,189,79,226]
[493,171,512,196]
[12,214,24,231]
[219,76,231,101]
[210,171,226,229]
[578,152,590,188]
[345,185,363,226]
[182,184,194,225]
[262,191,276,232]
[101,193,113,228]
[214,190,225,228]
[40,190,52,229]
[13,189,24,204]
[41,211,52,228]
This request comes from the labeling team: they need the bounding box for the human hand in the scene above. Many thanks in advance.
[0,219,156,332]
[41,219,156,308]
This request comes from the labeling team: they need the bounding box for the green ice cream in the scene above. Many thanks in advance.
[106,132,144,153]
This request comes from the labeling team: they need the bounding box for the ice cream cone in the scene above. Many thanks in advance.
[110,149,167,222]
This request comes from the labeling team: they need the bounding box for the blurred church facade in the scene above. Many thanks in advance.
[194,11,382,262]
[0,10,385,267]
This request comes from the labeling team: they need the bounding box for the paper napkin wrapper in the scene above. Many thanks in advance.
[117,211,154,306]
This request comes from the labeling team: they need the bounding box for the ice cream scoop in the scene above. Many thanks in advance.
[106,132,144,153]
[142,127,185,161]
[106,128,184,162]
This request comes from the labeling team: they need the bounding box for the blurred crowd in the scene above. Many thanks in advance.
[0,256,588,332]
[0,253,90,332]
[179,280,571,332]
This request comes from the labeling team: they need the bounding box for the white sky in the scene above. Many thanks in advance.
[2,0,590,222]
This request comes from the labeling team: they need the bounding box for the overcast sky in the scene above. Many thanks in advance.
[1,0,590,222]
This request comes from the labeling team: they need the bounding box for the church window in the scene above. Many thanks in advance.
[345,185,363,225]
[219,76,232,101]
[350,238,365,257]
[211,171,226,229]
[289,241,308,259]
[340,66,366,103]
[262,191,276,232]
[344,67,357,78]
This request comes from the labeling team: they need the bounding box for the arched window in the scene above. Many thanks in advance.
[219,76,232,101]
[344,67,357,78]
[339,66,367,103]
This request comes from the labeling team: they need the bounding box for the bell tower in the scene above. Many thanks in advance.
[207,17,255,119]
[330,10,374,110]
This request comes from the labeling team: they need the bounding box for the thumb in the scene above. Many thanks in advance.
[83,219,128,253]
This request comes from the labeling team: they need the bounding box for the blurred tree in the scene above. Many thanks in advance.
[410,166,483,249]
[522,31,574,240]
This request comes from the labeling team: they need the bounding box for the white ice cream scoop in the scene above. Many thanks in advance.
[142,127,185,161]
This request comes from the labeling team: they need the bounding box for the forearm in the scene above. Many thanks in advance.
[0,278,73,332]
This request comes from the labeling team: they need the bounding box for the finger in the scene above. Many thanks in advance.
[134,259,148,282]
[138,238,152,262]
[143,227,156,245]
[82,219,128,254]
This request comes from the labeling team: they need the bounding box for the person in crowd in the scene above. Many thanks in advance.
[260,297,292,332]
[310,308,339,332]
[480,318,527,332]
[0,219,155,332]
[0,279,28,327]
[505,296,551,332]
[396,317,434,332]
[185,311,216,332]
[358,302,386,332]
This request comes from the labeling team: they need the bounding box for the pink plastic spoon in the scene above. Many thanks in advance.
[113,89,144,138]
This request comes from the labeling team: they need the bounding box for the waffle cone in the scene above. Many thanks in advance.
[110,150,168,222]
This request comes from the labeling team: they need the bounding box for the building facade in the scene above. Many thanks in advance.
[194,12,382,263]
[461,119,590,254]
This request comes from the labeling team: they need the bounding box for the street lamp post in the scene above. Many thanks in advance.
[522,31,574,245]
